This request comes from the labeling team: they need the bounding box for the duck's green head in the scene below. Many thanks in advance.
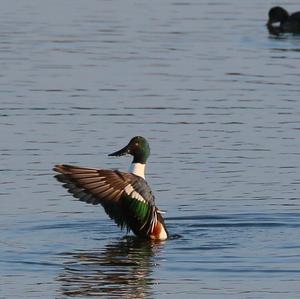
[109,136,150,164]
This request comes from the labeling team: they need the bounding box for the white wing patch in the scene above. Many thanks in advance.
[124,184,134,194]
[132,191,146,203]
[124,184,146,203]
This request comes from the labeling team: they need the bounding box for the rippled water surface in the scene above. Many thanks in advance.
[1,0,300,298]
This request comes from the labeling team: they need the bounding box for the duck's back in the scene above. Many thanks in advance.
[284,11,300,32]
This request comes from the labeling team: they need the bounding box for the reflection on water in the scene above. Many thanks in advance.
[58,237,163,298]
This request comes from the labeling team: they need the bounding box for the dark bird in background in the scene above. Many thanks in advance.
[267,6,300,35]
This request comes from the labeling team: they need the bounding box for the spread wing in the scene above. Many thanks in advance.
[53,164,157,236]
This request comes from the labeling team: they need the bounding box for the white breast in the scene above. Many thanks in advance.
[129,163,146,179]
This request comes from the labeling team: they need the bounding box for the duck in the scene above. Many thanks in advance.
[53,136,168,241]
[267,6,300,35]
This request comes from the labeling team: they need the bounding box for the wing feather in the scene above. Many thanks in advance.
[53,164,157,236]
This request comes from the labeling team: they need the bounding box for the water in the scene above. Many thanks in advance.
[1,0,300,298]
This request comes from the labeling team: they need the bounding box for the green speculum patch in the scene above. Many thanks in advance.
[126,195,150,223]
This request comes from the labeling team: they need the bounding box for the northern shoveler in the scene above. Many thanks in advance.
[267,6,300,35]
[53,136,168,241]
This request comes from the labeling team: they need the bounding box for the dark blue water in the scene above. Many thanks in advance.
[1,0,300,298]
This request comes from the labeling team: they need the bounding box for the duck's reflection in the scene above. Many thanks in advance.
[57,237,164,298]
